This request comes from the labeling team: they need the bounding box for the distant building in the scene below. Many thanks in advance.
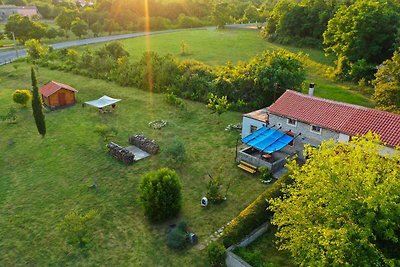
[0,5,40,21]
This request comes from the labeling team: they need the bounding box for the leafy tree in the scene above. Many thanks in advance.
[211,2,232,29]
[244,4,259,22]
[214,50,305,109]
[25,39,49,60]
[323,0,400,80]
[31,67,46,137]
[46,27,59,39]
[269,133,400,266]
[4,14,46,43]
[262,0,338,47]
[97,42,129,61]
[55,8,77,32]
[139,168,182,222]
[12,90,31,106]
[373,50,400,113]
[103,19,120,35]
[207,93,231,118]
[71,19,89,38]
[91,21,103,37]
[59,209,98,248]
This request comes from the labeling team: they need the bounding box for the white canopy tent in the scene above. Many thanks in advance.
[85,95,121,108]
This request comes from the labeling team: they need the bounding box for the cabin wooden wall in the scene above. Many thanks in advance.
[42,96,49,106]
[47,89,76,107]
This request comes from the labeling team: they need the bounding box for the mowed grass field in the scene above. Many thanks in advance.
[0,64,268,266]
[79,28,372,107]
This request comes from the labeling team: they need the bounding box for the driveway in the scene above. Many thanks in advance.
[0,28,207,65]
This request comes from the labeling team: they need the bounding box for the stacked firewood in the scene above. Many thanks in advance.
[107,142,135,164]
[129,134,159,154]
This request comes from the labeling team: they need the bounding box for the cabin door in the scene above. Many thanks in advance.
[58,92,66,106]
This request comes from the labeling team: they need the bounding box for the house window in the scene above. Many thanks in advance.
[310,125,322,134]
[250,125,257,133]
[287,118,297,126]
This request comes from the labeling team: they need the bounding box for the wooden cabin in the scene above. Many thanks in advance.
[39,81,78,109]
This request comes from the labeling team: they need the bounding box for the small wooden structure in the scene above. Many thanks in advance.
[39,81,78,109]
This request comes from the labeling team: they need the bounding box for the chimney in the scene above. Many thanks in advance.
[308,83,315,96]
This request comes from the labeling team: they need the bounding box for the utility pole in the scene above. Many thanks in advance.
[11,32,19,58]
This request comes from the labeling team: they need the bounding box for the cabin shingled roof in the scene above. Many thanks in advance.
[39,81,78,97]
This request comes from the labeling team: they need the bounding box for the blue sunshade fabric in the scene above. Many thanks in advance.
[242,126,294,153]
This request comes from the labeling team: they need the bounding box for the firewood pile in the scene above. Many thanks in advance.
[107,142,135,164]
[129,134,159,154]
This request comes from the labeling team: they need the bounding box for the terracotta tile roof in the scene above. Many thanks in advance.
[39,81,78,97]
[244,108,268,122]
[268,90,400,147]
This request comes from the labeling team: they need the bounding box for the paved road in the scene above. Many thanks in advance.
[0,28,207,65]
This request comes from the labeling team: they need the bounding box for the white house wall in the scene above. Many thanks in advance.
[268,114,340,142]
[241,117,266,139]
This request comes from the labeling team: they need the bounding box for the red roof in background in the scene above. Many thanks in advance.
[268,90,400,147]
[39,81,78,97]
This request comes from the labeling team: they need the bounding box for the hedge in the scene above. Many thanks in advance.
[222,174,292,248]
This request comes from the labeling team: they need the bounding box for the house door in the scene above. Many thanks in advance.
[58,92,66,106]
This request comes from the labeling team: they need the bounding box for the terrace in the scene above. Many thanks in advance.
[237,146,295,173]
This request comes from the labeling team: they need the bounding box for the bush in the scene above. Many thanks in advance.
[258,167,272,182]
[164,91,186,110]
[25,39,49,60]
[222,174,292,247]
[164,138,186,163]
[58,209,98,248]
[206,176,225,203]
[207,242,226,267]
[12,89,31,106]
[139,168,182,222]
[94,124,117,142]
[166,221,188,249]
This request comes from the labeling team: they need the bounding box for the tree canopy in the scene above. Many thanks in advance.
[323,0,400,80]
[373,49,400,113]
[270,133,400,266]
[4,14,46,43]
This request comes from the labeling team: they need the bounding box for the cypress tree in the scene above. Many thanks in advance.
[31,67,46,137]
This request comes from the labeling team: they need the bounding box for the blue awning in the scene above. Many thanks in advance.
[242,126,294,153]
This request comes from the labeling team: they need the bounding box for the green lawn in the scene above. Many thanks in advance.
[0,63,271,266]
[78,28,373,107]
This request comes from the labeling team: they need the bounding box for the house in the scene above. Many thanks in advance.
[39,81,78,109]
[0,5,39,21]
[242,88,400,166]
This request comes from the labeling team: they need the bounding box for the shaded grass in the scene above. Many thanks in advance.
[0,63,268,266]
[234,226,295,267]
[77,28,372,107]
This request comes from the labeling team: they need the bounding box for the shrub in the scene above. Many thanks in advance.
[166,221,188,249]
[164,91,186,110]
[12,89,31,106]
[222,174,292,247]
[94,124,117,142]
[207,241,226,267]
[139,168,182,222]
[1,107,17,123]
[258,167,272,182]
[58,209,98,248]
[164,138,186,163]
[206,176,225,203]
[25,39,49,60]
